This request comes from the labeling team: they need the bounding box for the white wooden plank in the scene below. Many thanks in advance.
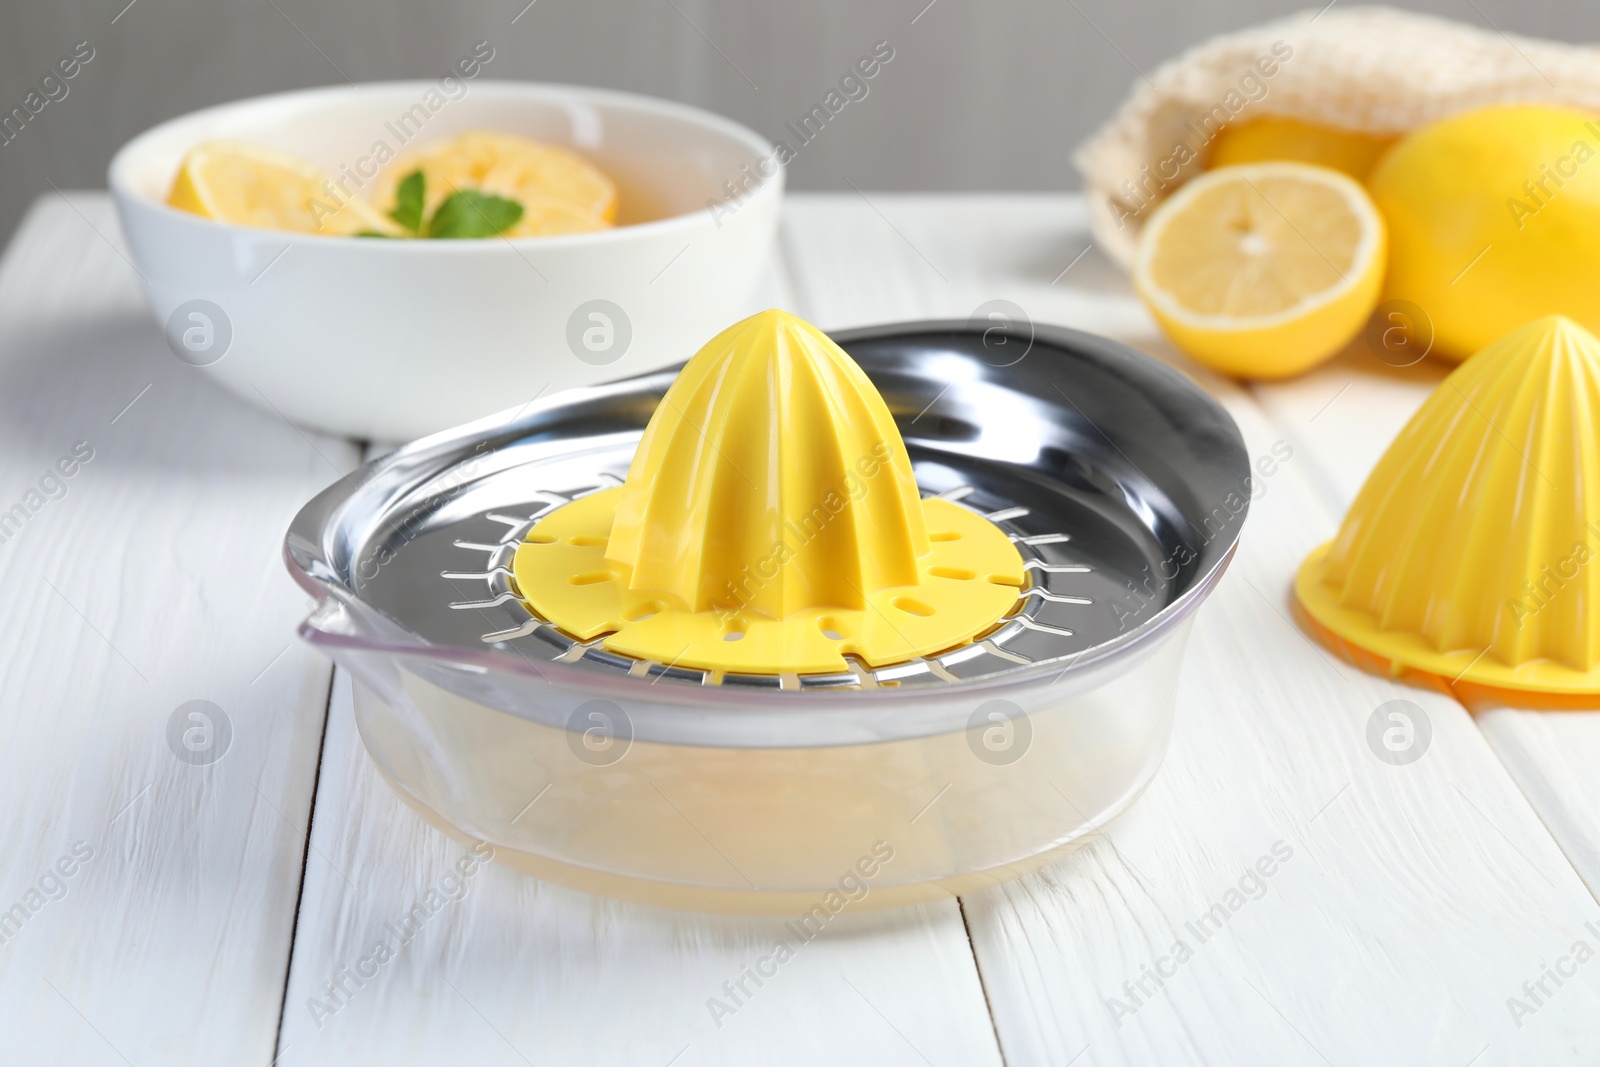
[0,195,358,1065]
[1249,343,1448,512]
[783,193,1600,1065]
[780,192,1148,340]
[275,252,1005,1067]
[1253,342,1600,904]
[1470,702,1600,899]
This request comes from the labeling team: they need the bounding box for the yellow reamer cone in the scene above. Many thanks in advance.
[1296,315,1600,694]
[513,309,1026,676]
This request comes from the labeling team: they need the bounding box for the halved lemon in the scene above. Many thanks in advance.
[370,130,618,228]
[1134,162,1386,379]
[166,141,401,236]
[506,194,613,237]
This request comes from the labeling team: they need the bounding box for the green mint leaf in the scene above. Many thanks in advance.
[388,169,426,233]
[354,229,392,238]
[426,190,523,239]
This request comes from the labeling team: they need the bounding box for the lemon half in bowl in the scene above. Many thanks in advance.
[1134,161,1386,379]
[168,140,403,236]
[369,129,619,235]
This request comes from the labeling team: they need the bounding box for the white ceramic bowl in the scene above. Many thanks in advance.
[109,80,782,440]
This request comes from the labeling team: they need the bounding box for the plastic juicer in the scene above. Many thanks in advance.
[286,310,1249,912]
[1297,315,1600,695]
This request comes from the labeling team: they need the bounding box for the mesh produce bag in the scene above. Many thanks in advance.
[1076,6,1600,268]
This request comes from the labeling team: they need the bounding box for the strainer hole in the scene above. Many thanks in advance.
[525,533,557,544]
[818,616,846,641]
[624,600,663,621]
[891,596,936,617]
[929,531,961,542]
[569,570,614,586]
[568,535,608,547]
[928,566,975,580]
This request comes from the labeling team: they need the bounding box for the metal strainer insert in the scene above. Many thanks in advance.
[435,476,1083,690]
[289,320,1248,704]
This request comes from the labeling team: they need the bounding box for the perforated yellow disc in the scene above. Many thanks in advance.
[513,490,1025,674]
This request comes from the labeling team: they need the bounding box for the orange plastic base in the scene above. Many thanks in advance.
[1292,587,1600,708]
[1296,542,1600,696]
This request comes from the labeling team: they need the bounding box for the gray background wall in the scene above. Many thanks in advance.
[1,0,1596,247]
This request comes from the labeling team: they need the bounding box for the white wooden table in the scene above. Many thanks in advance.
[5,191,1600,1066]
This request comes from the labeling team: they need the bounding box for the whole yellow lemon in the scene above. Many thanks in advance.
[1208,116,1396,182]
[1368,104,1600,360]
